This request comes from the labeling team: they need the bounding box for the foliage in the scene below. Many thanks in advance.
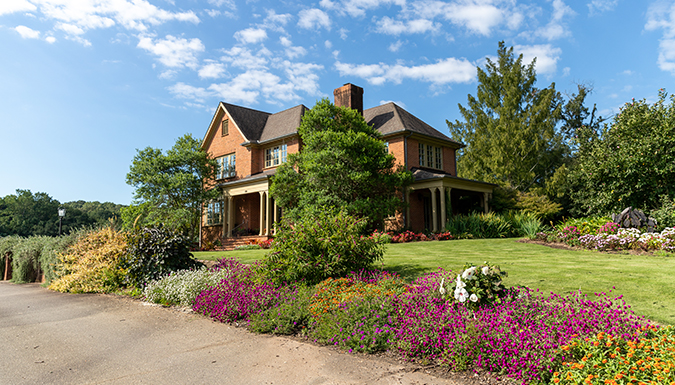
[444,262,508,311]
[10,236,45,283]
[233,244,261,251]
[261,208,384,285]
[447,41,566,192]
[552,326,675,385]
[49,226,128,293]
[309,271,406,353]
[270,98,413,230]
[515,189,563,221]
[122,226,202,287]
[248,284,313,335]
[0,189,61,237]
[444,211,542,239]
[124,134,219,240]
[143,266,232,307]
[0,235,22,278]
[651,195,675,231]
[556,217,613,236]
[568,89,675,216]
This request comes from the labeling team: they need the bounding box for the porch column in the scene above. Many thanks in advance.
[265,192,272,236]
[273,199,278,235]
[226,196,233,237]
[405,188,411,228]
[447,188,452,218]
[259,192,265,236]
[439,186,446,231]
[430,187,438,232]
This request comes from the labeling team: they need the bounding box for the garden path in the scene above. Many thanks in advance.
[0,282,463,385]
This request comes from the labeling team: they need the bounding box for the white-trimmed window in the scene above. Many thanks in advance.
[419,143,443,170]
[216,153,236,179]
[221,119,229,136]
[265,144,287,168]
[206,201,222,225]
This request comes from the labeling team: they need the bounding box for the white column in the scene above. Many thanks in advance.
[273,199,278,235]
[439,186,446,231]
[265,192,272,236]
[259,192,265,236]
[430,187,438,232]
[226,196,233,237]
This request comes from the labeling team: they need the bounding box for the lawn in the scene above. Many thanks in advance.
[193,239,675,325]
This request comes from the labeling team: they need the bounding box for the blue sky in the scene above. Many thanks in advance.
[1,0,674,205]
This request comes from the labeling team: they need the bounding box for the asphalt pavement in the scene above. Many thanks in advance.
[0,282,460,385]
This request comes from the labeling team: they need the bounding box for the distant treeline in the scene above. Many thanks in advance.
[0,189,126,237]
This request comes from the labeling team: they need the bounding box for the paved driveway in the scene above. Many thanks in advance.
[0,282,460,385]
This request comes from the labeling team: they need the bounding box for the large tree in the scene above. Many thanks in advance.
[447,41,565,192]
[270,99,413,230]
[567,89,675,216]
[0,189,61,236]
[124,134,218,240]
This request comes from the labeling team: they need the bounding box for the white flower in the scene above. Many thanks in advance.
[469,293,478,302]
[439,278,446,295]
[461,266,477,280]
[455,274,466,289]
[454,287,468,302]
[481,266,490,275]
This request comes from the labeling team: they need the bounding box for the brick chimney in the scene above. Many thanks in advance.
[333,83,364,115]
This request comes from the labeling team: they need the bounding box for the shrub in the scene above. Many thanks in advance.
[49,226,127,293]
[233,244,261,251]
[556,217,612,236]
[0,235,22,279]
[122,226,202,287]
[505,211,544,238]
[261,208,384,285]
[11,236,50,283]
[651,195,675,231]
[143,266,231,307]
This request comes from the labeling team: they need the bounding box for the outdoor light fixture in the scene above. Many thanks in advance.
[58,207,66,236]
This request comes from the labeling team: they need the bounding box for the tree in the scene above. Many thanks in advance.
[447,41,565,192]
[0,189,60,236]
[124,134,218,240]
[567,89,675,216]
[270,99,413,230]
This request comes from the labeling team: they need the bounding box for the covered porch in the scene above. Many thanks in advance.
[406,169,497,233]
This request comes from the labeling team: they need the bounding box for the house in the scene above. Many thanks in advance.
[200,83,496,247]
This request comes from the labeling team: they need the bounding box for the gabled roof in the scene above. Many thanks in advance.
[258,104,308,143]
[221,102,271,142]
[364,102,463,148]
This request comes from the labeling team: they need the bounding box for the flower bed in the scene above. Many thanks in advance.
[542,222,675,253]
[182,260,668,384]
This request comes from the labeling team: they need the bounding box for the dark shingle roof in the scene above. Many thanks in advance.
[258,104,307,143]
[222,102,270,141]
[364,102,463,147]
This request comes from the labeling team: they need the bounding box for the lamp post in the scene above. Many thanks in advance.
[58,207,66,236]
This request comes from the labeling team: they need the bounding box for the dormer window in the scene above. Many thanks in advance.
[419,143,443,170]
[221,119,229,136]
[265,144,287,168]
[216,153,236,179]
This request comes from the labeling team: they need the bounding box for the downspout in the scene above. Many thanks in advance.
[403,131,414,228]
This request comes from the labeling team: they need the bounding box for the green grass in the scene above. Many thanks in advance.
[192,249,268,264]
[192,239,675,325]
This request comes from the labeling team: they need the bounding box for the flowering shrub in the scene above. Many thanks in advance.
[248,284,312,335]
[445,262,508,311]
[557,226,582,246]
[143,266,232,307]
[369,230,393,244]
[576,227,675,252]
[552,326,675,385]
[391,230,419,243]
[598,222,619,234]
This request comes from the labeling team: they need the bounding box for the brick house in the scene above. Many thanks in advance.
[200,83,496,247]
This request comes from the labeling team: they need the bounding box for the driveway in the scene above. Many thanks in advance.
[0,282,462,385]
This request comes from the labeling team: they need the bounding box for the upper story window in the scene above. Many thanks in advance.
[216,153,236,179]
[384,142,389,153]
[419,143,443,170]
[221,119,229,136]
[206,201,222,225]
[265,144,287,168]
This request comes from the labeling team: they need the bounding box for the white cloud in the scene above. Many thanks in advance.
[622,70,634,75]
[168,82,213,103]
[320,0,405,18]
[334,57,476,86]
[409,0,521,36]
[646,1,675,75]
[536,0,575,40]
[220,46,269,69]
[15,25,40,39]
[324,40,332,49]
[375,17,439,35]
[261,9,292,32]
[4,0,199,43]
[380,99,406,109]
[339,28,348,39]
[280,36,292,47]
[388,40,403,52]
[234,28,268,44]
[298,8,331,30]
[279,37,307,59]
[137,34,205,69]
[199,60,226,79]
[514,44,562,74]
[208,0,235,8]
[45,35,56,43]
[562,66,570,76]
[587,0,618,15]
